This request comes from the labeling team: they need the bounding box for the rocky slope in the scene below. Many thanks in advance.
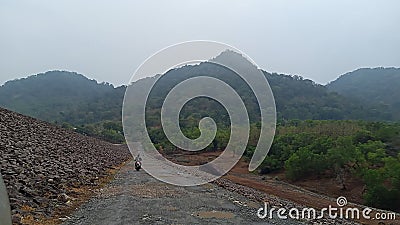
[0,107,131,224]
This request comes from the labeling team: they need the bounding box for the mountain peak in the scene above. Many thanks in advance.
[210,49,258,70]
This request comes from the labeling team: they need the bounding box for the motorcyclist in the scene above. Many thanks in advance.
[134,154,142,171]
[135,154,142,162]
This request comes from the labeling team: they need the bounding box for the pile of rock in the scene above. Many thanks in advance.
[0,107,131,224]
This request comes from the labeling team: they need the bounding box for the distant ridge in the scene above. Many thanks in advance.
[0,70,125,125]
[328,67,400,120]
[0,64,397,127]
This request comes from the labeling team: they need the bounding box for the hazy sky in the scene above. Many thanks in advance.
[1,0,399,86]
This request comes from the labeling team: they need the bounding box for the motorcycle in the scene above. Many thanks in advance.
[135,160,142,171]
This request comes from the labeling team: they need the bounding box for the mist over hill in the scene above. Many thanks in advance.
[0,54,398,132]
[327,67,400,120]
[0,71,125,125]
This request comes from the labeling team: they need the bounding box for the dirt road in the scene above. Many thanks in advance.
[61,161,304,225]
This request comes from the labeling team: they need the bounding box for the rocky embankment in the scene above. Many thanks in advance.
[0,107,131,224]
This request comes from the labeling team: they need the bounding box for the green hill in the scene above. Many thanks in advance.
[0,71,125,125]
[0,56,397,144]
[140,58,389,126]
[327,67,400,120]
[0,65,393,130]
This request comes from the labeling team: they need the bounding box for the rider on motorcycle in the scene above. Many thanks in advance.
[134,154,142,171]
[135,154,142,162]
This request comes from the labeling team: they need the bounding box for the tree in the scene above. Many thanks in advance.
[285,147,327,181]
[326,137,364,190]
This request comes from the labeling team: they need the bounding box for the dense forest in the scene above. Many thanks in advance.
[0,71,125,125]
[1,56,399,210]
[0,66,395,143]
[0,71,125,143]
[2,67,397,127]
[328,67,400,120]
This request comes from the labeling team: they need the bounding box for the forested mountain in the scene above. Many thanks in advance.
[140,57,390,128]
[327,67,400,120]
[0,65,395,130]
[1,57,399,144]
[265,72,391,121]
[0,71,125,125]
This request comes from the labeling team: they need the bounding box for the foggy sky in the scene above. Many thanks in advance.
[1,0,399,86]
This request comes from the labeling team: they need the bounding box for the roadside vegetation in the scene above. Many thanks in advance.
[148,120,400,211]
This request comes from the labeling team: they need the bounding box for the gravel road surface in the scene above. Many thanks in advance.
[62,160,305,225]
